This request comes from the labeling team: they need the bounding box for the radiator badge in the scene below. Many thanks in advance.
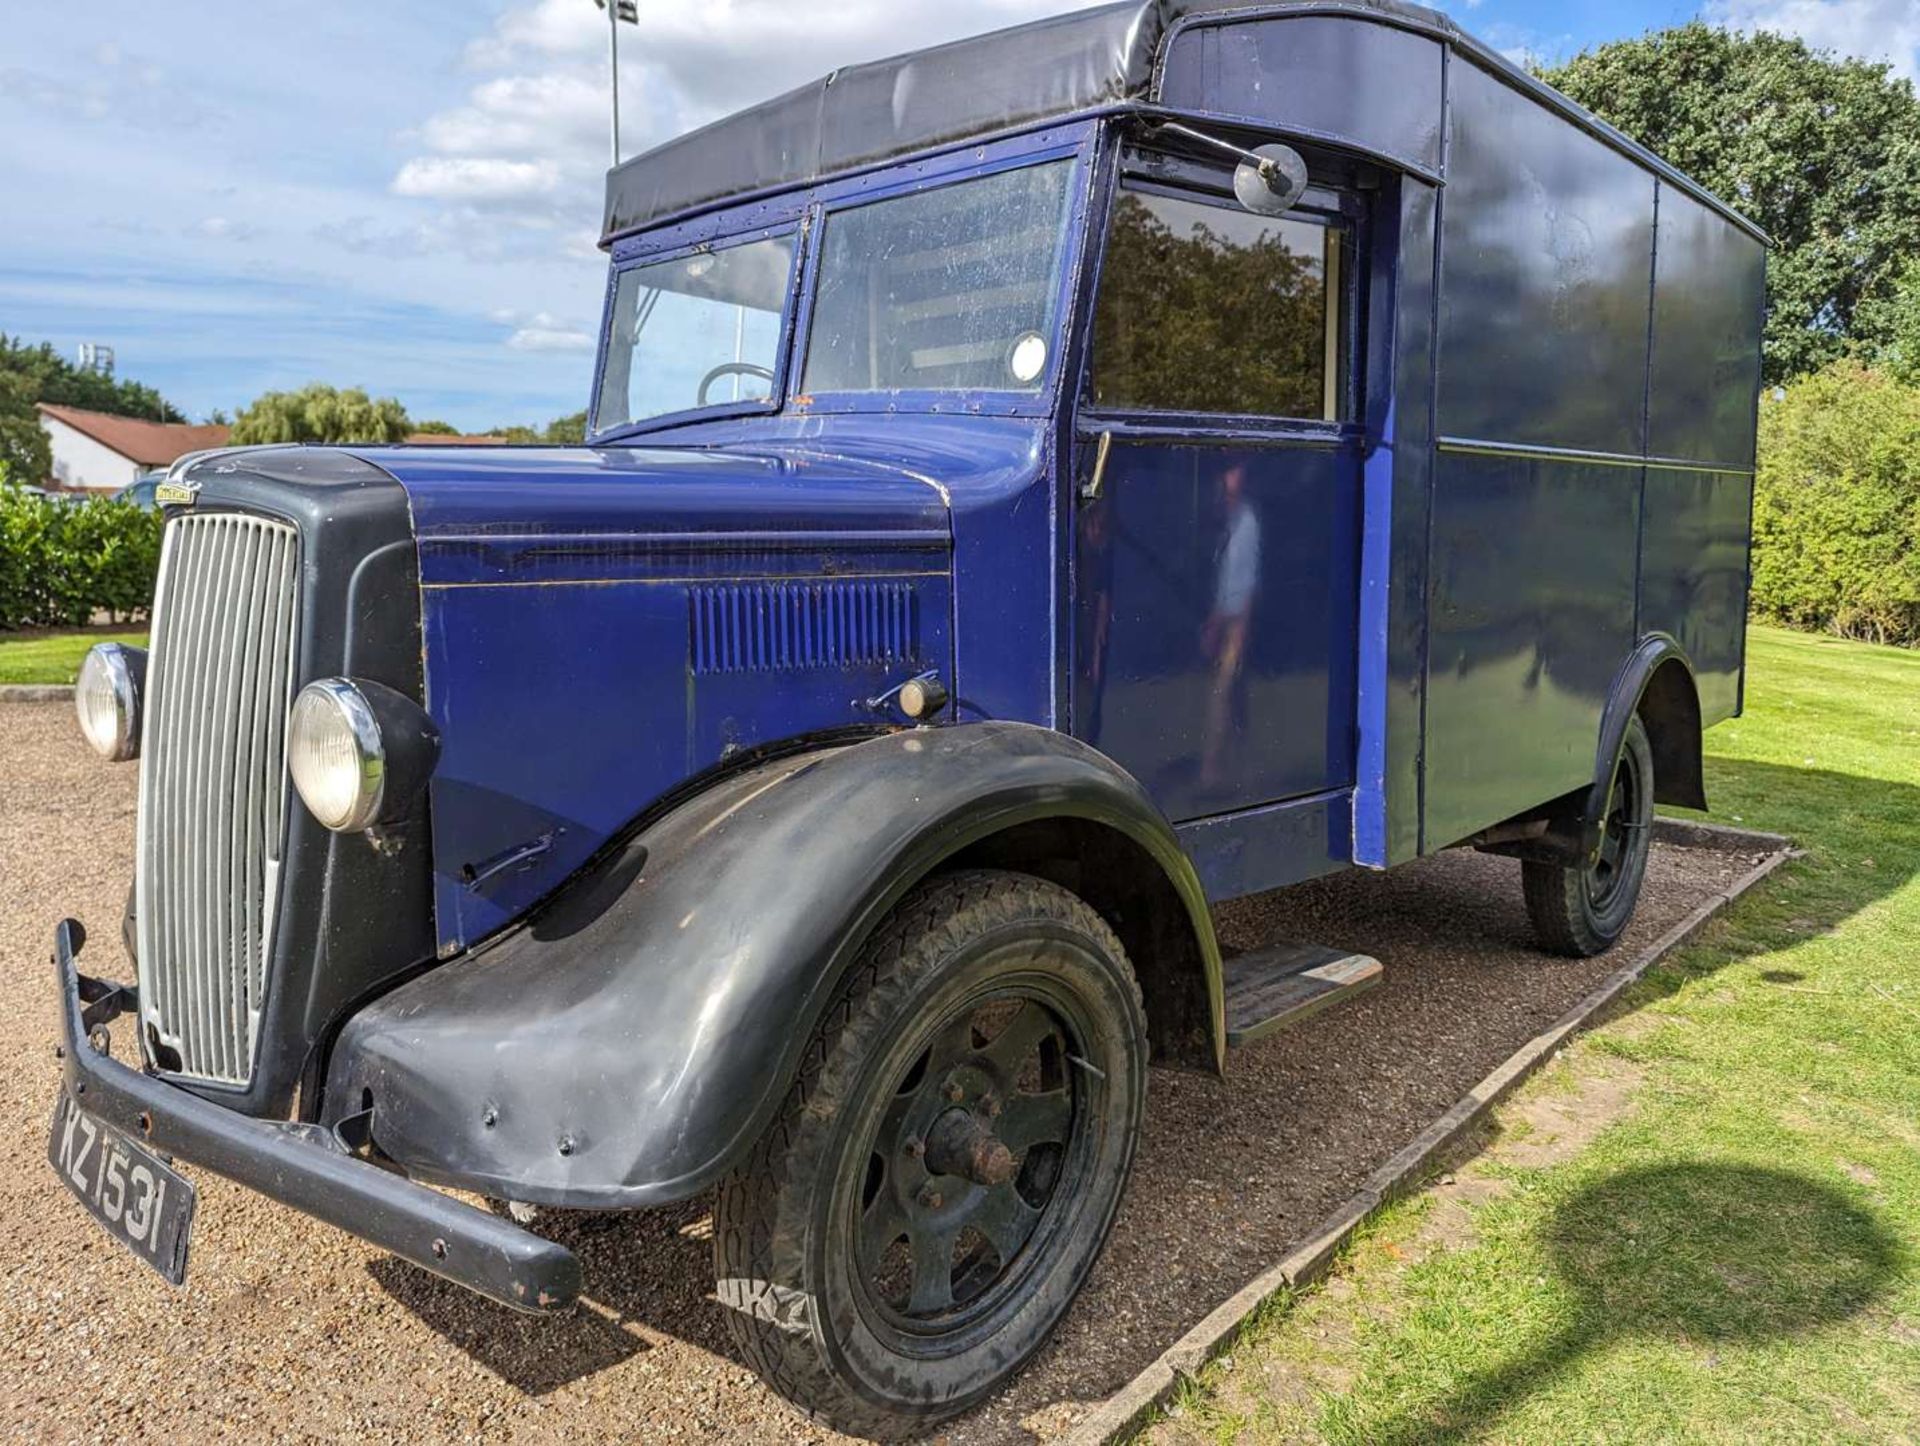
[154,479,201,507]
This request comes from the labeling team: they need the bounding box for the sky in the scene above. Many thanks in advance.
[2,0,1916,432]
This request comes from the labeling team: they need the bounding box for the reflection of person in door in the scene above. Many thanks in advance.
[1200,462,1261,791]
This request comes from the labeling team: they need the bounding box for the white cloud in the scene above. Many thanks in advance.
[1712,0,1920,82]
[392,157,562,206]
[193,216,257,242]
[420,73,608,158]
[506,314,596,352]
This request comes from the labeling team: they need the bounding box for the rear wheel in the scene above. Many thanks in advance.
[713,870,1147,1438]
[1524,716,1655,956]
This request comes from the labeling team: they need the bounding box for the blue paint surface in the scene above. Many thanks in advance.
[1071,437,1359,825]
[365,439,958,948]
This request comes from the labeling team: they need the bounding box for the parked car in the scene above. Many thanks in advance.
[48,0,1763,1435]
[114,475,164,509]
[7,482,69,503]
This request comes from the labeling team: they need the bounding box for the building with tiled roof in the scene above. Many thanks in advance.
[36,403,231,492]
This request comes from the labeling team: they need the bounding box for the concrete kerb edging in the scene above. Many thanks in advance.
[1064,820,1797,1446]
[0,685,75,703]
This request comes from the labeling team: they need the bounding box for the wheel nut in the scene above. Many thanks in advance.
[919,1186,944,1210]
[904,1137,924,1159]
[945,1082,965,1103]
[985,1095,1002,1118]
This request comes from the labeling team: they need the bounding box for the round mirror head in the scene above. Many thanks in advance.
[1008,331,1049,384]
[1233,144,1309,217]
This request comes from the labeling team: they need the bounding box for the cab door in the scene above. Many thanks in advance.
[1072,146,1363,826]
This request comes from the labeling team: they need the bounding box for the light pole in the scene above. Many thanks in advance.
[595,0,640,168]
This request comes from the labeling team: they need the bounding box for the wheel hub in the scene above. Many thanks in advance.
[851,988,1088,1334]
[923,1107,1017,1187]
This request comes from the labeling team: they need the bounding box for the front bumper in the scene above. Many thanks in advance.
[51,919,579,1314]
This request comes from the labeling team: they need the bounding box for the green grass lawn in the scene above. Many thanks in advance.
[1150,625,1920,1444]
[0,629,148,686]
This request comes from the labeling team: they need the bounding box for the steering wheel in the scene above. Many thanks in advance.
[697,361,775,407]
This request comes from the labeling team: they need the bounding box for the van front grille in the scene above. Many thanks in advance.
[134,512,300,1086]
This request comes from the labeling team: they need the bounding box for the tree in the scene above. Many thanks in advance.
[411,418,461,435]
[1749,361,1920,646]
[229,384,412,445]
[0,372,52,482]
[0,334,185,422]
[1090,194,1328,416]
[1858,260,1920,386]
[1541,24,1920,383]
[544,410,588,444]
[476,413,590,443]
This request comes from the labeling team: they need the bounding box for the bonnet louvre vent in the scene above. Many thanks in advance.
[691,581,920,675]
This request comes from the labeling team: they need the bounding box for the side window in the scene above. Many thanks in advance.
[1089,185,1349,421]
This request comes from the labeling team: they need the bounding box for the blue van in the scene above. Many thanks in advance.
[51,1,1763,1433]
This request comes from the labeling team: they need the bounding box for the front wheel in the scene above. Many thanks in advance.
[713,870,1147,1438]
[1524,716,1655,956]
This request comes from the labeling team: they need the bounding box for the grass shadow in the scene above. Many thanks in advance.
[1629,755,1920,1001]
[1361,1162,1904,1444]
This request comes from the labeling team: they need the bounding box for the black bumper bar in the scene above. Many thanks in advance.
[52,919,580,1314]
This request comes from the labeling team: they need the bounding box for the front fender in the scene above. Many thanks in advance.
[324,722,1216,1209]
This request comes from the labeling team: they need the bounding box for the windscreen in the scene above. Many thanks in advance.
[802,161,1076,396]
[595,233,796,431]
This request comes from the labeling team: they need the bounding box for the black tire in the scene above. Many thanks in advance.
[1524,716,1655,956]
[713,869,1148,1439]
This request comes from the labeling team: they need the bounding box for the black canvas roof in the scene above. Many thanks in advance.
[602,0,1760,244]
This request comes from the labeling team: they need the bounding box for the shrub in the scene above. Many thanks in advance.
[0,474,165,630]
[1750,362,1920,647]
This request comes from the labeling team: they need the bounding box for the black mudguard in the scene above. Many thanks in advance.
[1589,633,1708,826]
[324,722,1219,1209]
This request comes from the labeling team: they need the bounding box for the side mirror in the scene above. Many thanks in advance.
[1148,121,1311,218]
[1233,144,1310,217]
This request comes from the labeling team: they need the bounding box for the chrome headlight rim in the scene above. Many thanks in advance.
[74,643,145,762]
[289,678,387,833]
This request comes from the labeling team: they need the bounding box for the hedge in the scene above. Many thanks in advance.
[1751,362,1920,648]
[0,474,165,630]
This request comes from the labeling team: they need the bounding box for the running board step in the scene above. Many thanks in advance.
[1223,943,1383,1047]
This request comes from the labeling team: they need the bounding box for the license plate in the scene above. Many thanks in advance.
[47,1087,195,1285]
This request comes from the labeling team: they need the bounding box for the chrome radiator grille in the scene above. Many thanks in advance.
[135,512,300,1086]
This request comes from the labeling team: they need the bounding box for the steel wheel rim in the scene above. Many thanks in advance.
[1588,745,1643,910]
[846,972,1096,1351]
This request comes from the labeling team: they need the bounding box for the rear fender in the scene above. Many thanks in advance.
[1473,635,1705,866]
[323,722,1220,1209]
[1589,635,1707,828]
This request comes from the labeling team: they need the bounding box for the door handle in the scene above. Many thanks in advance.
[1079,430,1113,503]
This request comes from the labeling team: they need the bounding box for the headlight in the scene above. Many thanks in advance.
[288,677,439,833]
[288,680,386,832]
[75,644,146,761]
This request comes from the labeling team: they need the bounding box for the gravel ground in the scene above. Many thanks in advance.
[0,701,1758,1443]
